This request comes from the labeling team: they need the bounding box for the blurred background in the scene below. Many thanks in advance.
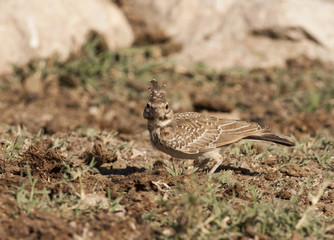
[0,0,333,138]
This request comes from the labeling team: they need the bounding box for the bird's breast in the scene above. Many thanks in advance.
[148,126,203,159]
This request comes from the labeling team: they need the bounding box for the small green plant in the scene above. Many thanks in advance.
[107,188,123,213]
[245,185,264,204]
[107,142,130,152]
[3,136,24,159]
[164,163,183,177]
[58,159,99,200]
[8,165,50,214]
[164,163,198,176]
[218,170,235,187]
[303,147,333,170]
[51,137,66,149]
[8,159,105,216]
[229,141,257,158]
[35,128,45,139]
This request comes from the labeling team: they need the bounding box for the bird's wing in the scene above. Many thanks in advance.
[159,113,265,154]
[213,118,265,147]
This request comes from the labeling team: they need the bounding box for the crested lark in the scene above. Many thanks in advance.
[143,80,294,174]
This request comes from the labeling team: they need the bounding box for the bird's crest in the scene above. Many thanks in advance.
[149,79,166,102]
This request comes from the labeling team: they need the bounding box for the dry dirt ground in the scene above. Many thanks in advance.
[0,42,333,239]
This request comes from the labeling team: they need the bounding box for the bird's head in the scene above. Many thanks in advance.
[143,79,173,122]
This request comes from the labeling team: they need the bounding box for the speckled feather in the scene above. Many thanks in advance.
[158,112,265,154]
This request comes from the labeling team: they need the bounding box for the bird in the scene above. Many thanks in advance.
[143,79,294,174]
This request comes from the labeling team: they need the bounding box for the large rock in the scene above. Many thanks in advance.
[118,0,334,69]
[0,0,134,75]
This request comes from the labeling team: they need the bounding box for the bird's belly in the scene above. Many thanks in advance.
[149,128,204,159]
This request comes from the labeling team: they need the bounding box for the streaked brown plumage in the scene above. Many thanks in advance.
[143,79,294,174]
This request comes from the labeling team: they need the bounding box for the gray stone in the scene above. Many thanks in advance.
[0,0,134,75]
[119,0,334,69]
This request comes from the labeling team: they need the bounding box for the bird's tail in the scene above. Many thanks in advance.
[244,134,295,146]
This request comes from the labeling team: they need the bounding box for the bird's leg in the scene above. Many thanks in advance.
[204,151,223,174]
[209,158,222,174]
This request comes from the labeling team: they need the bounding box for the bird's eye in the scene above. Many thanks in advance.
[165,104,169,110]
[146,103,151,108]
